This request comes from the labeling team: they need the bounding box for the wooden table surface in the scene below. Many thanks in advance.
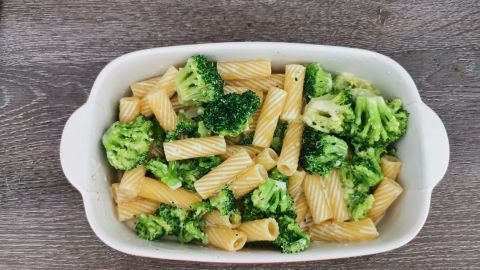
[1,0,479,269]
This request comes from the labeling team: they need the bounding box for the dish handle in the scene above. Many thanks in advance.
[60,104,91,193]
[420,103,450,189]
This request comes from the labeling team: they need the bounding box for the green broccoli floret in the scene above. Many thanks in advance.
[240,193,270,222]
[189,201,215,221]
[135,214,173,241]
[165,112,199,141]
[235,132,255,145]
[351,147,384,188]
[199,91,260,137]
[300,127,349,176]
[268,168,288,183]
[102,115,154,170]
[302,90,354,134]
[146,156,221,191]
[175,55,224,105]
[350,94,408,146]
[303,63,333,99]
[146,158,183,189]
[209,187,235,216]
[347,190,374,221]
[155,204,189,235]
[333,73,379,95]
[273,214,311,253]
[271,121,288,154]
[177,219,208,244]
[251,179,293,214]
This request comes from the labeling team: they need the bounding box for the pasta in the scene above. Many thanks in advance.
[280,64,305,121]
[217,60,271,80]
[323,170,350,222]
[238,218,279,242]
[204,226,247,252]
[381,155,402,180]
[111,183,135,204]
[228,164,268,198]
[288,170,306,200]
[228,74,285,92]
[102,55,409,252]
[138,177,202,209]
[293,193,310,224]
[203,210,241,228]
[116,198,160,221]
[163,136,227,161]
[139,96,153,117]
[254,148,278,171]
[277,121,304,176]
[119,97,141,123]
[118,165,146,197]
[303,174,333,224]
[194,149,254,199]
[147,90,178,131]
[252,86,287,148]
[170,94,186,111]
[130,66,178,98]
[368,178,403,221]
[309,219,379,242]
[220,145,262,160]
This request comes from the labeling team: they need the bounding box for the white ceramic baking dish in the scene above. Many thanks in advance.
[60,42,449,263]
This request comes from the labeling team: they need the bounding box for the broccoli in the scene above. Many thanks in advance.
[189,201,215,221]
[177,219,208,244]
[349,94,408,147]
[302,90,354,135]
[271,121,288,154]
[135,214,173,241]
[102,115,154,170]
[146,156,221,191]
[199,91,260,137]
[303,63,333,99]
[165,112,199,141]
[268,168,288,183]
[233,132,255,145]
[175,55,224,105]
[273,214,311,253]
[300,127,349,176]
[339,147,383,220]
[209,187,236,216]
[251,179,293,214]
[240,193,270,222]
[333,73,379,95]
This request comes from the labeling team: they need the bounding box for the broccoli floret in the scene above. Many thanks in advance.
[189,201,215,221]
[350,95,408,146]
[175,55,223,105]
[333,73,379,95]
[146,156,221,191]
[155,204,189,235]
[300,127,349,176]
[240,193,270,222]
[146,158,183,189]
[235,132,255,145]
[178,219,208,244]
[302,90,354,134]
[200,91,260,137]
[271,121,288,154]
[102,115,154,170]
[251,179,293,214]
[135,214,173,241]
[273,214,311,253]
[209,187,236,216]
[339,147,383,220]
[165,112,199,141]
[268,168,288,183]
[304,63,333,99]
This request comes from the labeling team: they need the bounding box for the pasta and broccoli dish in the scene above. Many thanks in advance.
[102,55,408,253]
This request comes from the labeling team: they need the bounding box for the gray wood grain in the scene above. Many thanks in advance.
[1,0,479,269]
